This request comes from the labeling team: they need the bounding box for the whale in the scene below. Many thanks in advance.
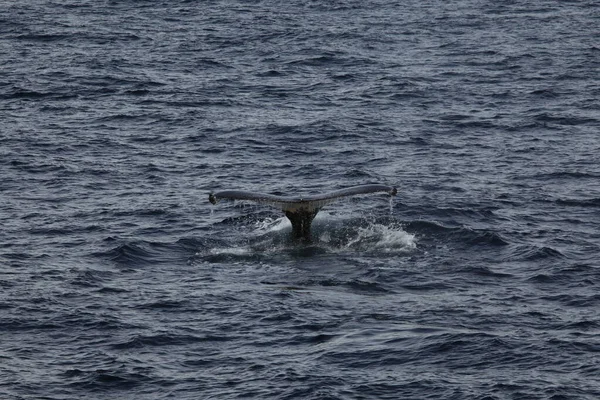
[209,184,397,241]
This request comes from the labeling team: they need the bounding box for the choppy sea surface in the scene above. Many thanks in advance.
[1,1,599,399]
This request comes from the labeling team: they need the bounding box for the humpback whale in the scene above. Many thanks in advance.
[209,184,397,241]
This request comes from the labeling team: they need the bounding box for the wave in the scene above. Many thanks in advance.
[541,294,600,308]
[556,198,600,208]
[510,245,565,262]
[284,277,392,295]
[63,367,152,391]
[404,220,509,247]
[111,332,233,350]
[533,112,598,126]
[525,263,599,290]
[534,172,600,180]
[96,239,208,268]
[456,265,513,279]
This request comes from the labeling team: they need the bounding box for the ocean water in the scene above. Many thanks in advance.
[1,0,599,399]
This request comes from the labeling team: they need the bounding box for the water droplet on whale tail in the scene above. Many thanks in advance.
[208,184,397,241]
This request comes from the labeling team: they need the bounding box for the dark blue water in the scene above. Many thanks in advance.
[2,0,599,399]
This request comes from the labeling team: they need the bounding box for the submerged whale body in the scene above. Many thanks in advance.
[209,184,397,241]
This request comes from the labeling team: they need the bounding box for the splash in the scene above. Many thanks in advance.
[206,246,253,256]
[252,215,417,254]
[199,212,416,261]
[253,216,290,233]
[342,223,416,252]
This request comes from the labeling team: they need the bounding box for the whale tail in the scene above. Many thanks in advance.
[209,184,397,241]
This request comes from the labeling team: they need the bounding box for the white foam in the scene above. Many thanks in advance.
[345,223,416,252]
[206,246,253,256]
[202,215,416,259]
[253,216,290,233]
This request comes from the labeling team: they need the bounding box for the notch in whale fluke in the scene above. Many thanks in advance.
[209,184,397,241]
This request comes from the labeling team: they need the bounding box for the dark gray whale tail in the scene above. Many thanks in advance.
[209,184,397,241]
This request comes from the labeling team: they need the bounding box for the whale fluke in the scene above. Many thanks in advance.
[209,184,397,241]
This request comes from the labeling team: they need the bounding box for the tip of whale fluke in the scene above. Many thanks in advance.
[209,184,397,241]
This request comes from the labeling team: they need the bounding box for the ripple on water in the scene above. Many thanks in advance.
[2,0,600,399]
